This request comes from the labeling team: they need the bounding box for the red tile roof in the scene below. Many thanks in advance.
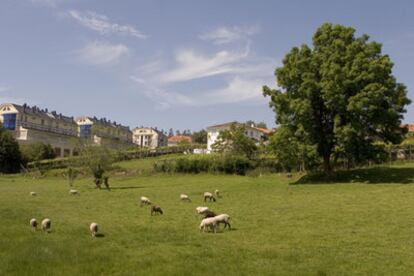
[168,135,192,143]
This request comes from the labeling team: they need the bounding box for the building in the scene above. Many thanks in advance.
[76,116,132,148]
[206,121,273,151]
[168,135,192,146]
[132,127,167,148]
[0,103,79,157]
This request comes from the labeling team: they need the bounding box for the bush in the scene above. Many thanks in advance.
[20,142,56,163]
[0,128,23,173]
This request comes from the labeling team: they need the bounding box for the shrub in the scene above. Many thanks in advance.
[0,127,23,173]
[20,142,56,163]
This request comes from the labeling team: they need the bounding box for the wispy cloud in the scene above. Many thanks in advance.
[67,10,147,39]
[158,47,254,83]
[76,41,129,65]
[199,25,259,45]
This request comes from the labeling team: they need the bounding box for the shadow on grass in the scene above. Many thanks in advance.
[95,233,105,238]
[294,166,414,185]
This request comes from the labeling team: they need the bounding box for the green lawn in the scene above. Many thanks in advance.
[1,158,414,275]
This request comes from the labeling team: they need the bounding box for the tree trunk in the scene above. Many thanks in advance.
[323,154,332,173]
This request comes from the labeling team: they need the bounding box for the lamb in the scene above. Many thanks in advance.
[89,222,98,237]
[30,192,37,196]
[180,194,191,202]
[214,189,220,198]
[41,218,51,233]
[151,205,163,216]
[30,218,38,232]
[140,196,151,207]
[213,214,231,230]
[69,189,79,195]
[203,192,216,202]
[199,217,217,233]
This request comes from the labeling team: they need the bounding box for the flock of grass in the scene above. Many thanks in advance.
[1,156,414,275]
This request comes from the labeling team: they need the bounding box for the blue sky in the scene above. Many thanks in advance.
[0,0,413,131]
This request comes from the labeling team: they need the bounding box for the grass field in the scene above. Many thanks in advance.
[1,157,414,275]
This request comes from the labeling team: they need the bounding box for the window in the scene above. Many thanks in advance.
[3,113,17,130]
[80,124,92,139]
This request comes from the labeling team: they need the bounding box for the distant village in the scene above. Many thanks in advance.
[0,103,274,157]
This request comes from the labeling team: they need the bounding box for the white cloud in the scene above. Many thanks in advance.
[76,41,129,65]
[158,47,251,83]
[67,10,147,39]
[199,25,259,45]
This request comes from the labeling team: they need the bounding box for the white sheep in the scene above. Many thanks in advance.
[41,218,51,233]
[30,192,37,196]
[69,189,79,195]
[199,217,217,233]
[195,206,209,214]
[203,192,216,202]
[213,214,231,230]
[180,194,191,202]
[90,222,98,237]
[214,189,220,198]
[140,196,151,207]
[30,218,38,232]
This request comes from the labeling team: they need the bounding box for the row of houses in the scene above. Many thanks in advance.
[0,103,274,157]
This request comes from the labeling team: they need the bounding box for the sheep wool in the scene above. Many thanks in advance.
[30,218,38,231]
[199,217,217,233]
[90,223,98,237]
[41,218,51,232]
[30,192,37,196]
[69,189,79,195]
[180,194,191,202]
[140,196,151,207]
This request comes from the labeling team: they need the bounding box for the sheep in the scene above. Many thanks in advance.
[214,189,220,198]
[89,222,98,237]
[30,218,38,232]
[69,189,79,195]
[180,194,191,202]
[203,192,216,202]
[213,214,231,230]
[202,210,217,219]
[140,196,151,207]
[151,205,163,216]
[199,217,217,233]
[30,192,37,196]
[41,218,51,233]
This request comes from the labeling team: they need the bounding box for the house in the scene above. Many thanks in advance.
[206,121,273,151]
[76,116,132,148]
[168,135,192,146]
[132,127,167,148]
[0,103,79,157]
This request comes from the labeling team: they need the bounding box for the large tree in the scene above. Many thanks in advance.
[263,23,410,172]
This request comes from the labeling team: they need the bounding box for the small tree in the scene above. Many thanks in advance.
[79,145,113,189]
[212,123,257,158]
[0,123,23,173]
[192,129,207,144]
[66,167,79,187]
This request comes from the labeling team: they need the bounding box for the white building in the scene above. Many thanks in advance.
[206,122,273,151]
[132,127,167,148]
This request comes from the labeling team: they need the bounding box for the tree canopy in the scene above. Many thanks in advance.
[0,123,23,173]
[263,23,411,172]
[212,123,257,158]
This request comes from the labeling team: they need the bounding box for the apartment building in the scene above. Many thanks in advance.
[132,127,167,148]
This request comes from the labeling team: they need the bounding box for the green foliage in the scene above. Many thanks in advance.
[154,154,252,175]
[264,23,411,172]
[66,167,79,186]
[212,123,257,158]
[0,124,23,173]
[269,127,319,172]
[20,142,56,163]
[245,120,267,129]
[78,146,114,187]
[191,129,207,144]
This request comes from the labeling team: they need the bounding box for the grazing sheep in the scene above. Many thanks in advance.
[89,222,98,237]
[30,218,38,232]
[140,196,151,207]
[213,214,231,230]
[69,189,79,195]
[196,206,209,214]
[203,192,216,202]
[30,192,37,196]
[151,205,163,216]
[180,194,191,202]
[41,218,51,233]
[202,210,217,218]
[214,189,220,198]
[199,217,217,233]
